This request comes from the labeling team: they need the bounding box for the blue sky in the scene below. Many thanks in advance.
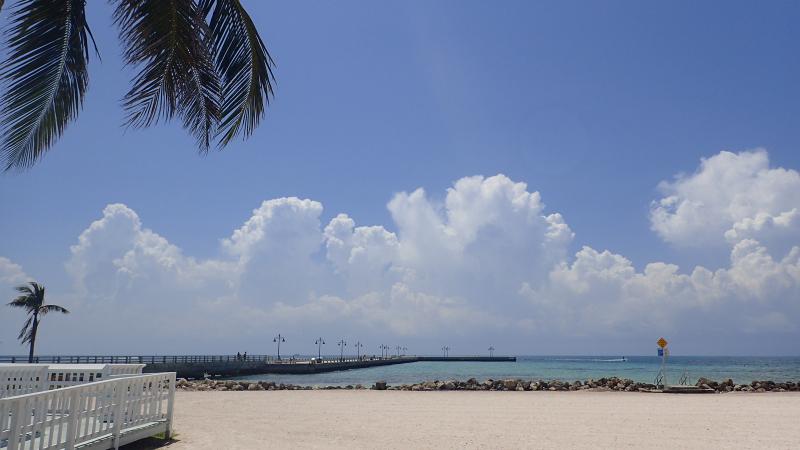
[1,1,799,356]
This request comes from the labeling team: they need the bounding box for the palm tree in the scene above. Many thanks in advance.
[0,0,275,171]
[7,281,70,363]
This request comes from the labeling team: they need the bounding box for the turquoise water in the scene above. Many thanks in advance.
[228,356,800,386]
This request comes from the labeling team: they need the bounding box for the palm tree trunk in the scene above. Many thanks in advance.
[27,313,39,363]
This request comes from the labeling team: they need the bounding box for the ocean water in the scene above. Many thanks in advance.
[228,356,800,386]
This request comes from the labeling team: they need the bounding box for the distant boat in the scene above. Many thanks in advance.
[603,357,627,362]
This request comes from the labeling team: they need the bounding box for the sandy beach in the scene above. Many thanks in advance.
[167,391,800,449]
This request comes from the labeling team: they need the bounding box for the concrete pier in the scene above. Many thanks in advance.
[145,357,422,379]
[1,355,517,379]
[147,356,518,379]
[417,356,516,362]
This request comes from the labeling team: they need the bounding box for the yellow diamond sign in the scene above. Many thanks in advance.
[657,337,668,348]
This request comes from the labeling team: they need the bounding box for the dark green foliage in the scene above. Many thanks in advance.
[0,0,96,170]
[7,281,70,362]
[0,0,275,170]
[203,0,275,147]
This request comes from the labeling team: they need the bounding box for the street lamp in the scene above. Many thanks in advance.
[273,334,286,360]
[379,344,389,359]
[488,346,495,357]
[338,339,347,362]
[315,338,325,359]
[402,346,407,356]
[442,346,450,357]
[354,341,364,360]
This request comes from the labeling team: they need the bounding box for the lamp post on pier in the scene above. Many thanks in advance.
[273,334,286,360]
[488,346,495,357]
[354,341,364,360]
[379,344,389,359]
[337,340,347,362]
[315,338,325,360]
[401,346,407,356]
[441,346,450,357]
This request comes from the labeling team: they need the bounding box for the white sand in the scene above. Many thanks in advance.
[169,391,800,449]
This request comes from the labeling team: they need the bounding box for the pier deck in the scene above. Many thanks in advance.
[0,355,516,379]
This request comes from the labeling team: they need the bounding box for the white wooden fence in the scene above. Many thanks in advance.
[0,366,49,400]
[106,365,145,378]
[0,372,175,450]
[1,365,145,398]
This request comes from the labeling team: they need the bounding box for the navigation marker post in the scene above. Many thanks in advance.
[656,337,668,388]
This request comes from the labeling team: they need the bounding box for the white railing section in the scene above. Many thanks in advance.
[106,365,145,377]
[1,365,146,399]
[0,372,175,450]
[0,366,49,399]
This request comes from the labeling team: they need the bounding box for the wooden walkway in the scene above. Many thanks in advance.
[0,373,175,450]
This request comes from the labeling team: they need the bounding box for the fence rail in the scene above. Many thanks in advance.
[1,364,145,399]
[0,372,175,450]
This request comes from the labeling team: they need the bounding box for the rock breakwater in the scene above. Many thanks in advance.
[176,377,800,393]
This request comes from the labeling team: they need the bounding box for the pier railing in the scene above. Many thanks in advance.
[0,355,410,365]
[0,355,276,364]
[0,372,175,450]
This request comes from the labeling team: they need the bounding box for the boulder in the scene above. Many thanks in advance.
[374,381,388,390]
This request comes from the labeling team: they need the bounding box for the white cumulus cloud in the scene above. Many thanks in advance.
[650,150,800,251]
[3,154,799,355]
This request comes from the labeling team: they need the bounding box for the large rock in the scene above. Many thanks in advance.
[374,381,388,390]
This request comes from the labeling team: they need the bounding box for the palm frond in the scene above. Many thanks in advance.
[114,0,221,151]
[39,303,69,315]
[7,295,32,309]
[0,0,96,171]
[8,282,45,311]
[203,0,274,147]
[17,315,32,341]
[14,284,33,295]
[21,322,36,344]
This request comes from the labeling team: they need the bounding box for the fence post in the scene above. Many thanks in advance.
[65,387,82,450]
[112,380,126,450]
[7,397,22,450]
[165,374,176,440]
